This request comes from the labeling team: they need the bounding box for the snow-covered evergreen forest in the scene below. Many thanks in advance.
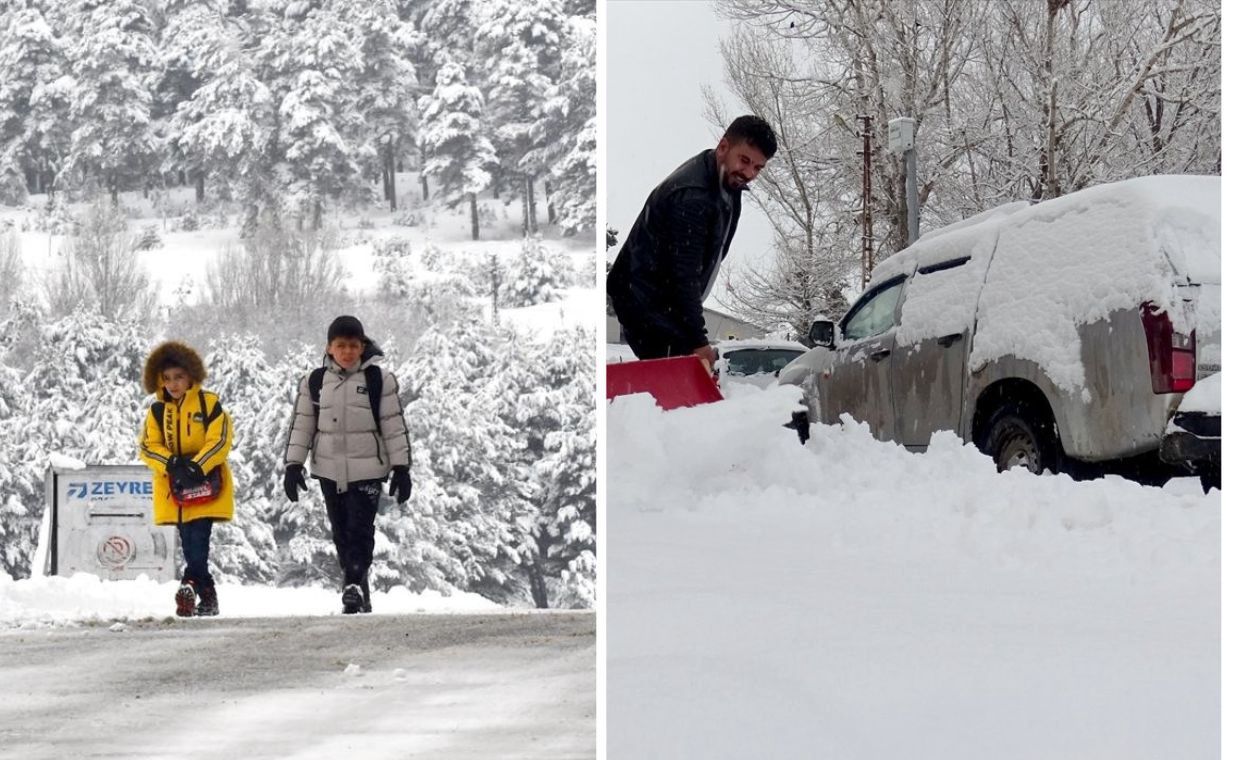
[0,0,597,609]
[706,0,1220,337]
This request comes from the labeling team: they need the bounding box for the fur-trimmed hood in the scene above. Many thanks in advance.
[143,341,206,394]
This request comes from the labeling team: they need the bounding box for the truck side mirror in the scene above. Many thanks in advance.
[809,320,835,349]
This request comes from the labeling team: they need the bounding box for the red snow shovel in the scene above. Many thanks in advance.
[606,356,724,411]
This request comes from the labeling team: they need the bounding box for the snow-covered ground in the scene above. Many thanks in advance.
[0,573,498,629]
[0,178,596,339]
[607,386,1219,759]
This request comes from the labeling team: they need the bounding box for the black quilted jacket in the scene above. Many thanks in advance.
[607,149,743,349]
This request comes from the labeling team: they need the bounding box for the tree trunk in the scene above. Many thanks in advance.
[419,145,430,201]
[491,255,501,324]
[527,176,538,233]
[526,563,548,609]
[469,192,479,240]
[521,177,530,234]
[312,199,323,231]
[195,173,205,203]
[545,181,556,225]
[388,143,397,212]
[1039,0,1063,200]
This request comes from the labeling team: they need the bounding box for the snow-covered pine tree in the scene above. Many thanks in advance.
[495,325,595,608]
[502,235,570,307]
[265,6,369,229]
[540,14,595,236]
[418,60,497,241]
[395,321,524,600]
[266,341,339,587]
[0,4,72,201]
[156,1,245,204]
[526,326,595,608]
[473,0,566,231]
[0,309,146,577]
[347,0,421,212]
[201,334,280,585]
[170,57,276,229]
[414,0,477,77]
[0,302,40,578]
[62,0,160,201]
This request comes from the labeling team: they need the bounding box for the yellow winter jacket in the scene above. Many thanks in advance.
[137,385,235,525]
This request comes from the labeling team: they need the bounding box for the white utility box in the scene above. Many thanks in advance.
[888,117,915,153]
[45,465,177,581]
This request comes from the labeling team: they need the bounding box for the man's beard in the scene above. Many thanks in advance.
[726,172,748,190]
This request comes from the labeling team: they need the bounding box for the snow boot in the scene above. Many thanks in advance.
[196,585,219,617]
[175,580,197,618]
[342,584,364,615]
[361,581,372,614]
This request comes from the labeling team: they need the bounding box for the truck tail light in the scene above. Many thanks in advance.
[1140,302,1195,394]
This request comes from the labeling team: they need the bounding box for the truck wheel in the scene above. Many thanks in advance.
[983,401,1062,475]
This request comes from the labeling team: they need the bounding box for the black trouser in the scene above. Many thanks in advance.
[178,518,214,589]
[320,478,381,598]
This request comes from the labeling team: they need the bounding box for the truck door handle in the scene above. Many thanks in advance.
[937,333,963,347]
[869,349,891,362]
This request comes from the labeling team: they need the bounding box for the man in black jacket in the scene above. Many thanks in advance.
[607,115,777,363]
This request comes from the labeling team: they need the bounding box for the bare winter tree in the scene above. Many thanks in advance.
[205,224,347,315]
[703,30,854,334]
[713,0,1219,307]
[714,0,981,303]
[42,200,157,320]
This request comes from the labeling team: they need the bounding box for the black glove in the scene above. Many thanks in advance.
[284,465,307,502]
[181,459,206,484]
[388,465,411,504]
[165,455,187,488]
[167,456,206,487]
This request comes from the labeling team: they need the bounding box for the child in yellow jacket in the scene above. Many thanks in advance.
[137,341,234,617]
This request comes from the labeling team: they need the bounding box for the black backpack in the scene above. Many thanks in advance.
[308,364,384,433]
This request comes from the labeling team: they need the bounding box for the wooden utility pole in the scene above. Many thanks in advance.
[857,114,874,289]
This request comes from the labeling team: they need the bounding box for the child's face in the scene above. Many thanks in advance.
[328,336,364,369]
[161,367,191,400]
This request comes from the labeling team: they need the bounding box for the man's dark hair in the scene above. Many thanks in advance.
[723,115,778,159]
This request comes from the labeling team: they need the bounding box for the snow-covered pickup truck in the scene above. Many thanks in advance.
[780,175,1220,477]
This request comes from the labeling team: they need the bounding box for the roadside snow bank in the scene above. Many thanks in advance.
[610,386,1217,579]
[0,574,499,629]
[608,388,1219,759]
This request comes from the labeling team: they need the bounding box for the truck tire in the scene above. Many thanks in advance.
[982,400,1062,475]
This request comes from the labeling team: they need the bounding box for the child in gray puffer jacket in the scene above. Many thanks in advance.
[283,315,412,614]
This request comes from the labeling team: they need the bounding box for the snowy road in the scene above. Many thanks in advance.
[0,613,595,759]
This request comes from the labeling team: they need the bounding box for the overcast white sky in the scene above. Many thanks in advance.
[605,0,775,313]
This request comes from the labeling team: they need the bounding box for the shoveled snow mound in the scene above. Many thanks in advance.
[607,386,1218,759]
[0,574,499,629]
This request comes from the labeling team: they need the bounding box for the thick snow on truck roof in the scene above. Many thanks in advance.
[870,175,1219,397]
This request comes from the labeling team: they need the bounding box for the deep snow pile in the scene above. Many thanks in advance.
[608,387,1219,759]
[0,573,499,629]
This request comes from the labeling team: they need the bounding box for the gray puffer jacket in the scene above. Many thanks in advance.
[284,348,411,493]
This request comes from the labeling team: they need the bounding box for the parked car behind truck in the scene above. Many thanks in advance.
[780,175,1220,477]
